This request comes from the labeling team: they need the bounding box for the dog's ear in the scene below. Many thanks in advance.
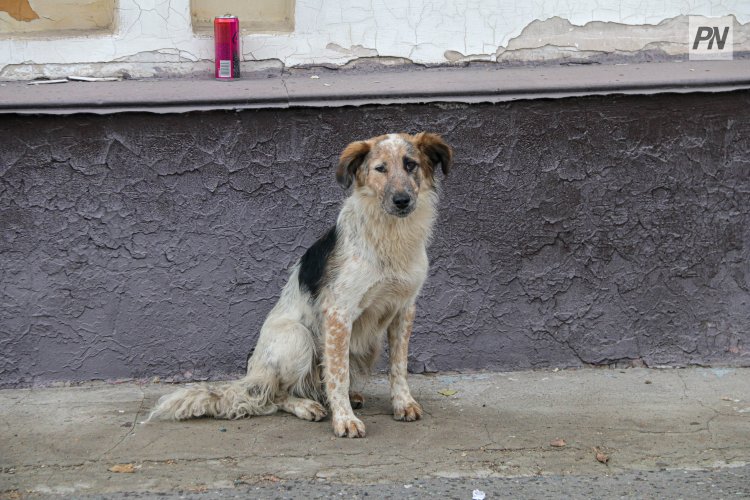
[336,140,371,189]
[415,132,453,176]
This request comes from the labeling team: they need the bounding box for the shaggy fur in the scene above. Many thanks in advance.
[149,132,453,438]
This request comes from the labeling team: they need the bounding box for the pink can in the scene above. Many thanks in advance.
[214,15,240,80]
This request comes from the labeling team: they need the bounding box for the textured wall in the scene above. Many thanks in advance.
[2,0,750,80]
[1,91,749,386]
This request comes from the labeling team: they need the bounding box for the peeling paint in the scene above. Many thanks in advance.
[0,0,38,22]
[326,43,378,58]
[496,15,750,63]
[0,1,749,80]
[443,50,492,63]
[0,0,113,35]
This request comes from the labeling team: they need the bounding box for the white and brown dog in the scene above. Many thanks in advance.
[150,132,453,438]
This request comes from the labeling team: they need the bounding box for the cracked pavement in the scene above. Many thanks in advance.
[1,368,749,497]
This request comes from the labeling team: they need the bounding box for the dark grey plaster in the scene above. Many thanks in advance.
[1,91,749,386]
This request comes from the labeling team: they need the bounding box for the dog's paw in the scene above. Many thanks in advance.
[393,399,423,422]
[332,415,366,438]
[294,400,328,422]
[349,392,365,409]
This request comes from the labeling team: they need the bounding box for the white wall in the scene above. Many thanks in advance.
[1,0,749,79]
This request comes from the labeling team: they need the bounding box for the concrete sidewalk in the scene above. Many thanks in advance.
[1,368,749,498]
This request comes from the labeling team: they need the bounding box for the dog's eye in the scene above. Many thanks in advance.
[404,159,418,172]
[374,164,387,173]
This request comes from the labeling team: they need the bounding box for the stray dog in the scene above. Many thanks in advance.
[150,132,453,438]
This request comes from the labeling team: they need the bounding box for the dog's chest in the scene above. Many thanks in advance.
[357,260,427,314]
[349,278,419,343]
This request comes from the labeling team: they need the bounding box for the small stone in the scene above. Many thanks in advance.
[109,463,136,473]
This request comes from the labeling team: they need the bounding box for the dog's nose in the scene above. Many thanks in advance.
[392,193,412,209]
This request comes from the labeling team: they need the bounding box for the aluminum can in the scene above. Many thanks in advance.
[214,15,240,80]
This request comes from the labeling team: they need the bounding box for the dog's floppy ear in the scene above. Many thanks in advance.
[415,132,453,176]
[336,140,371,189]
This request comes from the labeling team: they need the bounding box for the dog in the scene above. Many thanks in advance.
[149,132,453,438]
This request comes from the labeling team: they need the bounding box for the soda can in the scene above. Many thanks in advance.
[214,15,240,80]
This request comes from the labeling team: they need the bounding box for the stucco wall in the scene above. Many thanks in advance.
[1,0,749,79]
[1,90,749,386]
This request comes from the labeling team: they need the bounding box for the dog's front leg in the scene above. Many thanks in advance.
[323,308,366,438]
[388,304,423,421]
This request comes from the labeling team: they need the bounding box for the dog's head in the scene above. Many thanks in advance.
[336,132,453,217]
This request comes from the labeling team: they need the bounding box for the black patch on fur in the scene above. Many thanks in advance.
[298,225,337,298]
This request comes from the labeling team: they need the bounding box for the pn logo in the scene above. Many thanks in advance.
[689,16,733,60]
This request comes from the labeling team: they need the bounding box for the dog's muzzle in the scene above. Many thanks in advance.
[390,192,415,217]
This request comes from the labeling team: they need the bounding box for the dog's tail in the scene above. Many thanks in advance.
[148,375,278,421]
